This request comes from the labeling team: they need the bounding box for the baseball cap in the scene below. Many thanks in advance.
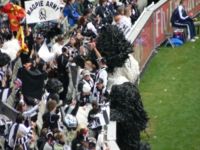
[82,69,91,76]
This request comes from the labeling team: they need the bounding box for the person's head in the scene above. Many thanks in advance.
[54,132,65,145]
[62,46,68,54]
[14,144,23,150]
[35,33,44,44]
[82,69,91,81]
[69,36,76,46]
[15,113,25,124]
[124,6,131,17]
[91,101,98,110]
[47,100,57,112]
[23,58,33,70]
[97,57,107,67]
[114,14,122,24]
[84,60,94,71]
[78,16,87,27]
[88,137,96,150]
[96,78,104,90]
[16,101,27,113]
[117,6,125,15]
[56,35,64,45]
[66,0,75,5]
[46,131,54,141]
[40,128,48,137]
[99,0,107,6]
[14,78,22,89]
[83,8,92,17]
[76,32,83,41]
[180,0,185,5]
[0,52,11,68]
[78,128,88,138]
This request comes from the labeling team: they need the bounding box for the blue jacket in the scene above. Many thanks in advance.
[63,3,80,27]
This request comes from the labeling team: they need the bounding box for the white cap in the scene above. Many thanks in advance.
[82,69,91,76]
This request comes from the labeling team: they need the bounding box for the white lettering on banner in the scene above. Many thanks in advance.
[25,0,61,24]
[169,0,173,27]
[46,1,60,11]
[27,1,44,15]
[197,0,200,5]
[161,9,164,34]
[186,0,195,11]
[155,10,160,38]
[169,0,173,14]
[155,9,165,38]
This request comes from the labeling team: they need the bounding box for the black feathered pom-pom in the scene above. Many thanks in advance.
[109,82,149,150]
[96,25,133,73]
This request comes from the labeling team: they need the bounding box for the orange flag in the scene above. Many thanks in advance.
[1,2,25,31]
[16,26,29,53]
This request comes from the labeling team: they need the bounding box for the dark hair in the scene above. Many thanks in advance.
[4,31,13,41]
[62,46,68,53]
[47,100,57,112]
[97,78,104,84]
[66,0,73,5]
[117,6,125,15]
[91,101,98,108]
[83,8,92,16]
[99,0,107,5]
[0,34,4,44]
[40,128,48,137]
[15,113,25,124]
[180,0,184,4]
[78,16,87,28]
[55,35,64,42]
[0,52,11,67]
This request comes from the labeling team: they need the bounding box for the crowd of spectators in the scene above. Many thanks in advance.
[0,0,141,149]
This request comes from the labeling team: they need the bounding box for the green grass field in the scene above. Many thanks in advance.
[139,40,200,150]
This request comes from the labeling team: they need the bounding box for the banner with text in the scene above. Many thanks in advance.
[25,0,61,24]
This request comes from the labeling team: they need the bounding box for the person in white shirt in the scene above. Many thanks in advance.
[123,6,132,28]
[92,78,109,104]
[8,114,31,149]
[15,97,39,121]
[80,69,94,89]
[113,9,132,35]
[51,36,65,57]
[95,57,108,89]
